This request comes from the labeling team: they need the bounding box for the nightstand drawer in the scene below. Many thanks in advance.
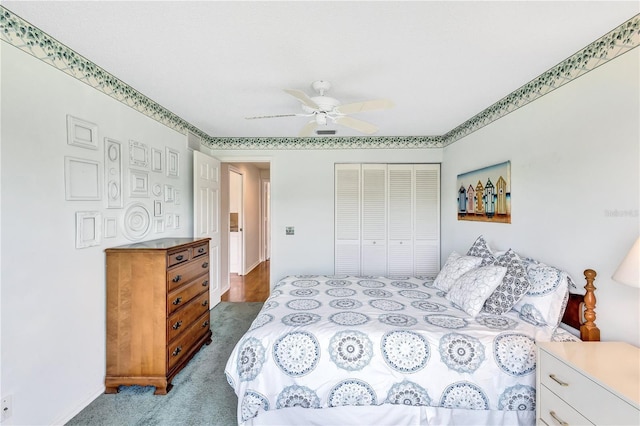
[539,385,592,426]
[540,348,640,425]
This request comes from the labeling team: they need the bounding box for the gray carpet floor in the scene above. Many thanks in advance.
[67,302,263,426]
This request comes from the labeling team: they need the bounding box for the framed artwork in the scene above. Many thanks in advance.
[105,138,123,208]
[151,148,163,172]
[103,217,118,238]
[129,169,149,197]
[457,161,511,223]
[166,147,180,178]
[67,115,98,150]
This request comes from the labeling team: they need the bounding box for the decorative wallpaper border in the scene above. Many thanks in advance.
[1,6,638,150]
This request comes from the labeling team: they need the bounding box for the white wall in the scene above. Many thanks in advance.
[212,149,444,285]
[1,42,194,425]
[441,49,640,346]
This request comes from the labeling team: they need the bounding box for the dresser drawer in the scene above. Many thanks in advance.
[167,276,209,316]
[167,259,210,292]
[539,350,639,425]
[167,292,210,342]
[167,249,190,267]
[167,311,211,371]
[192,241,209,259]
[539,385,592,426]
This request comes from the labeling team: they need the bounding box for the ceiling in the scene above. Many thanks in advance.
[3,1,638,139]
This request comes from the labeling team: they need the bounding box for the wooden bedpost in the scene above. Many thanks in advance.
[581,269,600,342]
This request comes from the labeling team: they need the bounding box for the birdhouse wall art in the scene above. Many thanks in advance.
[457,161,511,223]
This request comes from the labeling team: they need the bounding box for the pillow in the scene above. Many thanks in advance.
[433,252,483,292]
[512,260,570,336]
[482,249,532,315]
[446,265,508,317]
[466,235,496,266]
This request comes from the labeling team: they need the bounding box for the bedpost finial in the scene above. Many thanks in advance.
[584,269,597,280]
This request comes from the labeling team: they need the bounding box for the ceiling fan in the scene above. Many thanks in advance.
[245,80,394,137]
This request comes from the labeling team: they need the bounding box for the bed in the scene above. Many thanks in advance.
[224,237,600,426]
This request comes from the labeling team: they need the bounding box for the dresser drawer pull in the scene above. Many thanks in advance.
[202,262,209,268]
[549,411,568,426]
[176,255,184,261]
[172,275,182,283]
[549,374,569,387]
[172,296,183,305]
[202,300,209,307]
[198,248,205,253]
[172,320,182,330]
[172,346,182,357]
[202,320,210,328]
[202,280,209,287]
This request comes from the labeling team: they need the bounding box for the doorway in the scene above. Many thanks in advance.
[229,167,244,275]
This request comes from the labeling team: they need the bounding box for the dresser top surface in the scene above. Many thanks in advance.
[106,237,210,251]
[539,341,640,407]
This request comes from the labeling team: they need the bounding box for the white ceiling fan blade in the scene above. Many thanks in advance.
[284,89,320,110]
[334,99,394,115]
[335,116,379,135]
[245,113,299,120]
[299,120,318,137]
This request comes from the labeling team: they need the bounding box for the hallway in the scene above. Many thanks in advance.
[222,260,270,302]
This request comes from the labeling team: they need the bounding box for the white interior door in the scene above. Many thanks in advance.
[194,150,221,307]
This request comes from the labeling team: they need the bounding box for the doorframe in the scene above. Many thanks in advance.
[260,177,271,262]
[228,165,245,276]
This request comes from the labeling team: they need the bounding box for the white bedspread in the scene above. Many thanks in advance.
[225,275,550,424]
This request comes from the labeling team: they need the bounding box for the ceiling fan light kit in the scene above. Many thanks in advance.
[246,80,394,137]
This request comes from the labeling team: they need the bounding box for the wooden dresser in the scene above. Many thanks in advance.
[105,237,212,395]
[537,341,640,425]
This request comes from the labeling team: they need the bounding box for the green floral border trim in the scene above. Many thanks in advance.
[442,15,640,146]
[1,6,637,150]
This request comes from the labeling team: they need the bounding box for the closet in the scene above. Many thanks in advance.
[335,163,440,277]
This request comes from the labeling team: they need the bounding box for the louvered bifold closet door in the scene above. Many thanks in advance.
[387,165,414,276]
[335,164,361,275]
[361,164,387,276]
[414,164,440,276]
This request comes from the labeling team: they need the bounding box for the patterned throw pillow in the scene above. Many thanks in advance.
[433,252,483,292]
[482,249,532,315]
[446,266,508,317]
[466,235,496,266]
[512,259,570,338]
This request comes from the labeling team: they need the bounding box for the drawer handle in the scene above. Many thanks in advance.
[172,296,182,305]
[172,320,182,330]
[202,320,210,328]
[198,248,205,253]
[202,300,209,307]
[176,255,184,261]
[202,262,209,268]
[172,346,182,357]
[202,280,209,287]
[172,275,182,283]
[549,410,569,426]
[549,374,569,387]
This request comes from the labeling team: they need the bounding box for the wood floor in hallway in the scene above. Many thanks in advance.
[222,260,270,302]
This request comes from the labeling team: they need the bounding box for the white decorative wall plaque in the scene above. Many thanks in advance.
[166,213,174,228]
[122,202,151,241]
[174,214,181,229]
[154,218,165,233]
[129,169,149,197]
[65,157,101,201]
[129,140,149,168]
[174,190,181,205]
[75,211,102,248]
[152,183,163,197]
[154,200,163,217]
[103,217,117,238]
[67,115,98,150]
[105,138,123,208]
[151,148,163,172]
[166,147,180,178]
[164,184,175,203]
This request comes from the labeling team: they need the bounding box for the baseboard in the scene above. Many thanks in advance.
[52,384,104,425]
[243,259,261,275]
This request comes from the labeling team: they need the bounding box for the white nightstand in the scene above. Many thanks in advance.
[536,342,640,425]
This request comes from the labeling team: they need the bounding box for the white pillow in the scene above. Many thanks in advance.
[434,252,483,292]
[446,265,508,317]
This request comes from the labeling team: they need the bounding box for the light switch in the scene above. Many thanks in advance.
[286,226,294,235]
